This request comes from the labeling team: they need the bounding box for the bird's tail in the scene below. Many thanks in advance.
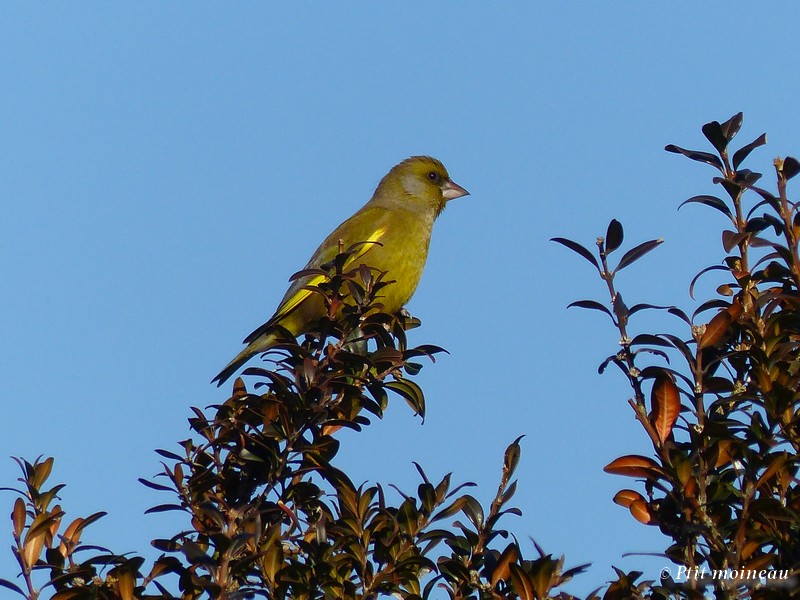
[212,331,278,387]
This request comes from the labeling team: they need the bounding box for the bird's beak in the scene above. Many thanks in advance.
[442,180,469,201]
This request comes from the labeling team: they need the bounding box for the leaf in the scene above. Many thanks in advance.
[629,334,673,348]
[702,120,727,154]
[603,455,665,480]
[12,498,26,538]
[732,133,767,169]
[649,373,680,444]
[714,177,742,201]
[614,239,664,272]
[0,579,25,596]
[613,489,645,508]
[783,156,800,181]
[698,300,742,350]
[386,379,426,420]
[605,219,624,253]
[756,452,788,490]
[721,230,747,253]
[551,237,600,271]
[689,264,728,299]
[459,495,484,529]
[509,563,536,600]
[137,478,174,493]
[567,299,613,318]
[629,499,654,525]
[491,544,520,587]
[678,195,733,220]
[154,449,184,462]
[145,504,186,514]
[719,112,743,143]
[665,144,724,172]
[504,436,524,475]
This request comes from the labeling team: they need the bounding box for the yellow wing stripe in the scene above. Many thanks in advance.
[273,274,327,322]
[271,227,387,322]
[347,226,387,264]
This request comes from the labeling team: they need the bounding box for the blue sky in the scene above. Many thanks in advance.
[3,4,799,596]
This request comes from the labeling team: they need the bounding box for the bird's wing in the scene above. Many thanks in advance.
[243,209,389,344]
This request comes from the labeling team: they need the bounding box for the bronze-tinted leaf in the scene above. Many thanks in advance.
[719,112,743,142]
[12,498,25,538]
[22,525,46,570]
[721,230,746,253]
[698,299,742,350]
[756,452,788,490]
[732,133,767,169]
[649,373,680,444]
[782,156,800,181]
[716,178,744,203]
[551,237,600,271]
[702,120,727,154]
[116,569,135,600]
[32,457,54,490]
[665,144,724,172]
[603,455,665,480]
[614,239,664,273]
[504,437,523,475]
[491,543,519,587]
[678,195,733,220]
[629,499,653,525]
[386,379,426,420]
[508,562,536,600]
[613,489,645,508]
[567,299,613,318]
[605,219,624,253]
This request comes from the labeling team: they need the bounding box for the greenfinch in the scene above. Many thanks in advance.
[213,156,468,386]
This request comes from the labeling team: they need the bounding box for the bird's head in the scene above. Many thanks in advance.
[374,156,469,219]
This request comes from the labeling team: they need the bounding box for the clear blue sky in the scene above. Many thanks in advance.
[3,4,799,596]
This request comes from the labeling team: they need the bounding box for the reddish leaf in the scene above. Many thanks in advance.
[649,373,680,444]
[604,455,665,480]
[756,453,788,490]
[721,230,746,253]
[613,489,645,508]
[508,562,536,600]
[12,498,25,538]
[491,543,520,587]
[698,299,742,350]
[629,499,654,525]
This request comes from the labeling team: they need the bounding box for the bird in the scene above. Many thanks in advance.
[212,155,468,387]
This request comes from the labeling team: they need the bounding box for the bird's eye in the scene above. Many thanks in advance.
[427,171,440,183]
